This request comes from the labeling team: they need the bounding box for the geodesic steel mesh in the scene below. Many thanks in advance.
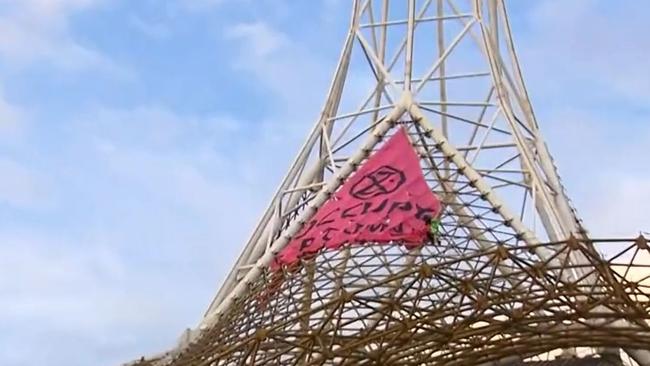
[151,235,650,366]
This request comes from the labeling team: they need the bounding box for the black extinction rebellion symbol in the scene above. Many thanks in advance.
[350,165,406,200]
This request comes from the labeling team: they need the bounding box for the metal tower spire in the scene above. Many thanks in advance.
[206,0,584,325]
[130,1,650,365]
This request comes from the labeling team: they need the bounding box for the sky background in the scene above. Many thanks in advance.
[0,1,649,365]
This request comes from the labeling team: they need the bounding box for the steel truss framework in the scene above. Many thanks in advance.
[131,1,650,365]
[148,235,650,365]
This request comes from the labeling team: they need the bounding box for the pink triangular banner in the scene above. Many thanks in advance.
[273,128,441,269]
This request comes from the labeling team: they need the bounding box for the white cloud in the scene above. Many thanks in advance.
[0,0,127,74]
[0,90,26,141]
[513,1,650,240]
[532,105,650,239]
[224,21,331,118]
[0,102,295,365]
[0,158,51,211]
[67,104,301,262]
[581,176,650,238]
[522,0,650,103]
[180,0,226,11]
[0,90,50,211]
[0,230,199,366]
[0,5,354,366]
[129,14,172,40]
[225,21,289,59]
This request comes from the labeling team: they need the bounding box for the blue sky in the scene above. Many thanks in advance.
[0,1,649,365]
